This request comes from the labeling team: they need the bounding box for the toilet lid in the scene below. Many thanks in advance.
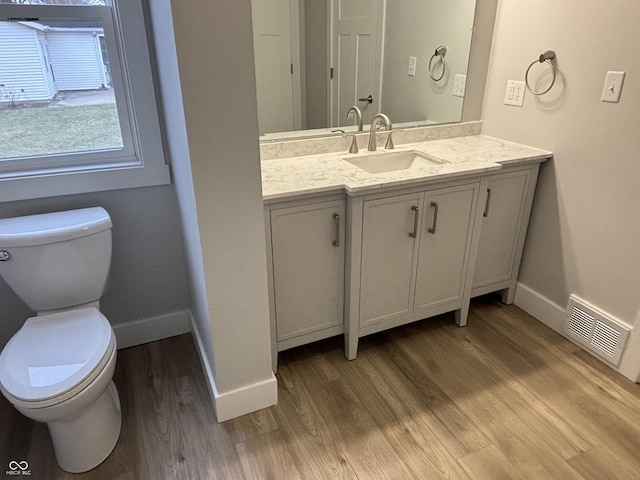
[0,308,114,402]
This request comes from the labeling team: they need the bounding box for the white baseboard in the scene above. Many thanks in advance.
[513,282,565,333]
[112,309,192,349]
[190,314,278,423]
[514,282,640,383]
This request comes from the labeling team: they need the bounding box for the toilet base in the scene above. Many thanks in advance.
[48,380,122,473]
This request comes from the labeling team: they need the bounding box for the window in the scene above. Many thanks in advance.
[0,0,170,201]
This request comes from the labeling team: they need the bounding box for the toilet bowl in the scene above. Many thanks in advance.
[0,207,121,473]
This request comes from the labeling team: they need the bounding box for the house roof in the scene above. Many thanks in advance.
[18,19,103,32]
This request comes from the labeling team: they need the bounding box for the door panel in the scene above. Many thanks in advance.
[271,201,345,341]
[330,0,383,127]
[414,184,477,310]
[360,193,421,327]
[473,171,530,288]
[252,0,294,134]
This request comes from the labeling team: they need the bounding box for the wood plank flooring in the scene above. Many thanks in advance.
[2,296,640,479]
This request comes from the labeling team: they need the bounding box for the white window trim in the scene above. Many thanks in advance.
[0,1,170,202]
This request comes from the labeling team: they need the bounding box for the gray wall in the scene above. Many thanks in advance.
[304,0,328,129]
[482,0,640,380]
[0,184,190,349]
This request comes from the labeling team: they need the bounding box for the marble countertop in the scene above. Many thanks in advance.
[261,135,552,202]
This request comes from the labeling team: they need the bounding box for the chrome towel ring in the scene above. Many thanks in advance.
[428,46,447,81]
[525,50,557,95]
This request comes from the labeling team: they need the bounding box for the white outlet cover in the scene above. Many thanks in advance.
[504,80,526,107]
[453,74,466,97]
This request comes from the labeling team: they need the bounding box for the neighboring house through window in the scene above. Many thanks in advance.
[0,0,169,202]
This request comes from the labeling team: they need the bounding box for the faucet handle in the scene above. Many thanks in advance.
[344,134,359,154]
[384,130,394,150]
[333,130,359,153]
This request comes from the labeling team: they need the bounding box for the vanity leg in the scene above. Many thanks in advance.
[501,284,516,305]
[455,299,471,327]
[345,331,359,360]
[272,350,278,374]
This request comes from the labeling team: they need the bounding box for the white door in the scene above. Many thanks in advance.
[252,0,298,134]
[329,0,384,128]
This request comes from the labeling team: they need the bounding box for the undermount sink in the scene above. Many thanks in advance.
[344,150,447,174]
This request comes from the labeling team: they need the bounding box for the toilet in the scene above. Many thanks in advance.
[0,207,121,473]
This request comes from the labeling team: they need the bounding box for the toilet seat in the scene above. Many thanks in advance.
[0,307,115,409]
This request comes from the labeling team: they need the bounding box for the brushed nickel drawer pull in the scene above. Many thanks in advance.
[332,213,340,247]
[428,202,439,234]
[409,205,419,238]
[483,188,492,218]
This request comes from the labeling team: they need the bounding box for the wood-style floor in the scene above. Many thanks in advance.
[2,296,640,479]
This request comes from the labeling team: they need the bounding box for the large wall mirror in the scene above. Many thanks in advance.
[252,0,483,140]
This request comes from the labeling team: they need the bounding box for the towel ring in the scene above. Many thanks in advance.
[428,46,447,82]
[525,50,557,95]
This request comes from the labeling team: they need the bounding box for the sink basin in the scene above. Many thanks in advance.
[344,150,446,174]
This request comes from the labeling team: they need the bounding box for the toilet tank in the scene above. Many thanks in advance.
[0,207,112,312]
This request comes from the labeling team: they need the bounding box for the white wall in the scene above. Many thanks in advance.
[482,0,640,380]
[148,0,277,421]
[382,0,476,124]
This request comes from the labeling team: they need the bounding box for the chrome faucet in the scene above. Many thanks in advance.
[367,113,394,151]
[347,106,363,132]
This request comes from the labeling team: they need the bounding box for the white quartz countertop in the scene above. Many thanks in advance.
[261,135,552,202]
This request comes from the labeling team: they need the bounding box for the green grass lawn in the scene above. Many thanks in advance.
[0,104,123,159]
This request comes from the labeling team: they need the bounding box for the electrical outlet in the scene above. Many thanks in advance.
[504,80,526,107]
[408,56,417,77]
[601,71,625,103]
[453,74,466,97]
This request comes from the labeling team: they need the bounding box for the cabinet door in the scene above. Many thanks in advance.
[270,200,345,342]
[472,170,531,289]
[414,184,478,310]
[359,193,421,327]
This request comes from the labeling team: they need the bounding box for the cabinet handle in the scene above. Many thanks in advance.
[483,188,492,218]
[428,202,439,234]
[332,213,340,247]
[409,205,419,238]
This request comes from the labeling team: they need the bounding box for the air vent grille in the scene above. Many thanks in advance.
[564,295,630,366]
[567,306,595,341]
[591,321,621,358]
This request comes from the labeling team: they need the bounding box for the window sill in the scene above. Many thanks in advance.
[0,162,171,202]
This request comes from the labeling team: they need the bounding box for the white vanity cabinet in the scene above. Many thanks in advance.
[265,197,346,368]
[348,181,480,358]
[471,165,540,303]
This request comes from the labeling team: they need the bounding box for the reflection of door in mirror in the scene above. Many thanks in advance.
[252,0,479,138]
[330,0,384,128]
[251,0,302,135]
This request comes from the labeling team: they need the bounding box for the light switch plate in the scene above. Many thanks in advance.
[408,56,417,77]
[504,80,526,107]
[601,71,625,103]
[453,74,466,97]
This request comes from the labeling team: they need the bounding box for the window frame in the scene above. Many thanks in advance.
[0,1,170,202]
